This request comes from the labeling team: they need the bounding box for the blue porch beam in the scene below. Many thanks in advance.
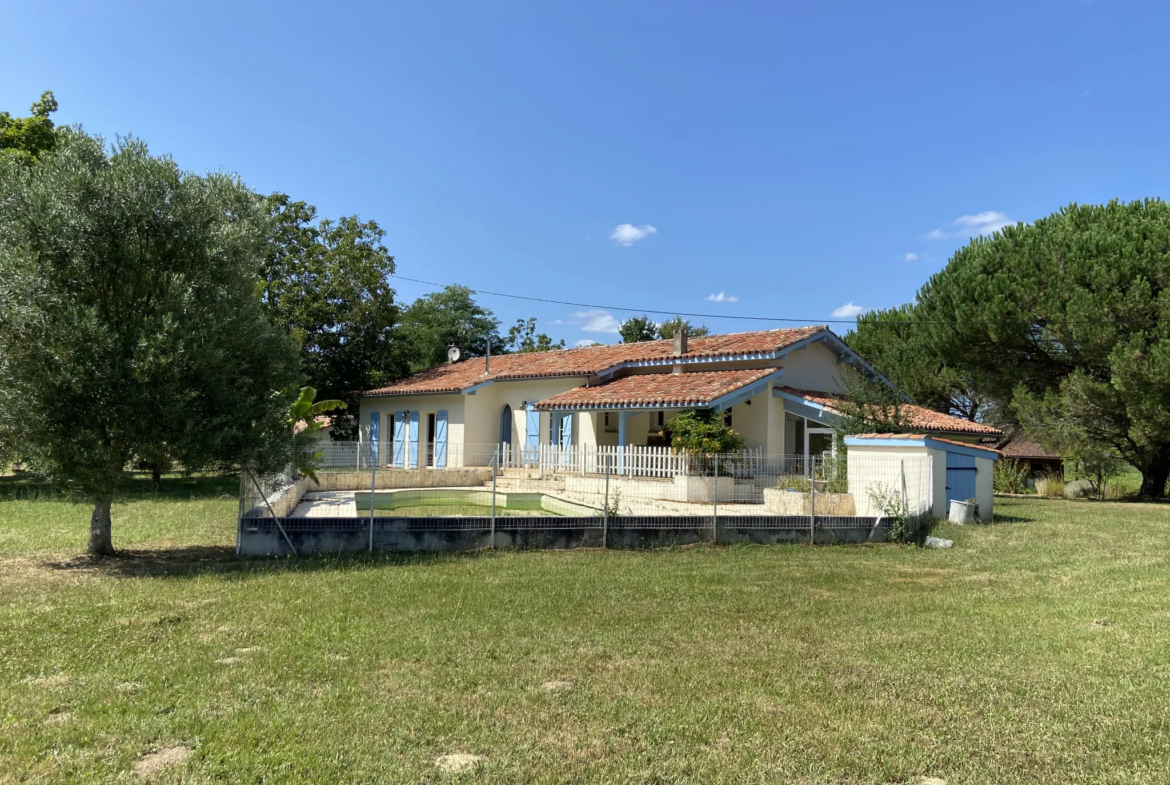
[709,370,784,412]
[772,388,841,426]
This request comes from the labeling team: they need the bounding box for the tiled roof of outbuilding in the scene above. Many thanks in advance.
[776,387,1003,436]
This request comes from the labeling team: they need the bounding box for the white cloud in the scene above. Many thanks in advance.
[706,292,739,303]
[831,302,865,318]
[574,309,622,334]
[904,252,919,261]
[609,223,658,246]
[927,211,1013,240]
[575,339,601,348]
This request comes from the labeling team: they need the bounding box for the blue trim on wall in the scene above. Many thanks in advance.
[772,388,839,425]
[844,435,1000,462]
[709,370,785,411]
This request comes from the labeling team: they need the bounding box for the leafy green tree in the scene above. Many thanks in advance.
[505,317,565,353]
[0,91,58,164]
[658,316,709,339]
[262,194,405,438]
[619,314,659,343]
[399,285,502,371]
[846,305,991,421]
[830,369,915,436]
[0,132,300,554]
[909,200,1170,497]
[669,409,746,454]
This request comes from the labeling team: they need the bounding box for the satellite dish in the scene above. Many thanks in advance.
[447,345,462,363]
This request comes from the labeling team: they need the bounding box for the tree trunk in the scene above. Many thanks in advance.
[1138,450,1170,499]
[151,468,161,486]
[88,498,115,556]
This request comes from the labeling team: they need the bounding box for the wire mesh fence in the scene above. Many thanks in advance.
[240,442,937,554]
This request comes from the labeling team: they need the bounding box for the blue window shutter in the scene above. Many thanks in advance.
[560,413,572,448]
[408,411,420,468]
[369,412,380,465]
[434,411,448,468]
[526,408,540,447]
[393,412,406,467]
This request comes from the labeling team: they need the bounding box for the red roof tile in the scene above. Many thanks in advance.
[534,368,778,409]
[995,436,1061,459]
[361,326,826,396]
[777,387,1003,436]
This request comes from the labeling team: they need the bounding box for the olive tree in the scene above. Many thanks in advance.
[0,132,299,554]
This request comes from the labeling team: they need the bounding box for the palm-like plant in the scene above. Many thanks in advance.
[289,387,346,482]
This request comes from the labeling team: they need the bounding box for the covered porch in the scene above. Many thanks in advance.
[511,368,839,478]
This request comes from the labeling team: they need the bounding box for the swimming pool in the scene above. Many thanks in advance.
[352,489,599,518]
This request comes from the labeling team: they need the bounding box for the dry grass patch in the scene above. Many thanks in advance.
[131,745,192,776]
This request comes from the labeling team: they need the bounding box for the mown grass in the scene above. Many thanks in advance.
[2,488,1170,783]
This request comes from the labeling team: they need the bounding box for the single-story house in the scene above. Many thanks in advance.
[356,326,1001,471]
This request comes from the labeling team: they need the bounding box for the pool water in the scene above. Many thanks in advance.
[373,504,552,518]
[353,489,598,518]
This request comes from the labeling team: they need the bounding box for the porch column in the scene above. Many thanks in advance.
[617,411,632,473]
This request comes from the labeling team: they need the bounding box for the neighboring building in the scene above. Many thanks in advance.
[294,416,335,446]
[356,325,1000,469]
[991,432,1063,478]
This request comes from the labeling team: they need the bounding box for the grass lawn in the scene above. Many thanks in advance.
[2,480,1170,784]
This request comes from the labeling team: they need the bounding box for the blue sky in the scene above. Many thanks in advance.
[4,0,1169,347]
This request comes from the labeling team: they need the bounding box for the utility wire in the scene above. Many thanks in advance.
[389,273,1166,327]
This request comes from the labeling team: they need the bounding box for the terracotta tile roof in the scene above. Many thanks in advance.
[995,435,1061,460]
[849,433,1002,453]
[534,368,778,409]
[776,387,1003,436]
[360,326,826,396]
[293,415,334,435]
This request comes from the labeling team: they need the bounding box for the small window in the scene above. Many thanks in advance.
[604,413,610,427]
[724,409,733,427]
[655,411,665,429]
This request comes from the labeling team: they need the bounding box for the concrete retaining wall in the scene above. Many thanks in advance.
[562,474,747,503]
[238,515,894,556]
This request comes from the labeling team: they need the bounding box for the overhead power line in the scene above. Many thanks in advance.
[388,274,1166,327]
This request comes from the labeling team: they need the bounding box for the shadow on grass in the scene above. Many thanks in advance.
[40,544,495,580]
[991,513,1039,524]
[0,472,238,502]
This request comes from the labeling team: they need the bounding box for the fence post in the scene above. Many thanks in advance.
[712,453,719,545]
[491,450,498,550]
[899,459,908,536]
[236,471,245,556]
[369,437,376,552]
[603,463,610,549]
[809,458,816,545]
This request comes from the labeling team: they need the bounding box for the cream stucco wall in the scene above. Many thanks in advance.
[359,392,466,465]
[778,341,851,393]
[358,340,858,465]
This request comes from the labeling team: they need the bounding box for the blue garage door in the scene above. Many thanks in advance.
[946,452,976,505]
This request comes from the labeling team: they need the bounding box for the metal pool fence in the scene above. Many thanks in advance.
[239,446,935,556]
